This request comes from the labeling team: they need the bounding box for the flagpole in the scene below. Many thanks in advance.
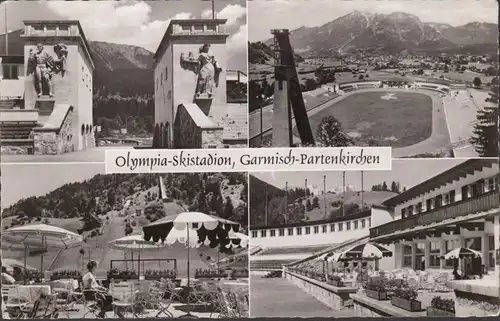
[4,1,8,55]
[212,0,215,19]
[342,172,346,217]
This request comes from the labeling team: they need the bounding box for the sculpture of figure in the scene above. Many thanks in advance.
[180,43,222,98]
[27,43,68,98]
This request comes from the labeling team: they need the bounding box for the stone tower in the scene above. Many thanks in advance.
[153,19,229,149]
[22,20,95,153]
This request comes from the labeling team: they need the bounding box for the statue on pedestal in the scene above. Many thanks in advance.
[27,43,68,98]
[180,43,222,98]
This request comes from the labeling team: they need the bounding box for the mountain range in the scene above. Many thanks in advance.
[268,11,498,56]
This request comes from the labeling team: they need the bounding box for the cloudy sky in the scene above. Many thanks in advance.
[1,0,247,69]
[248,0,498,42]
[252,159,464,192]
[2,163,105,208]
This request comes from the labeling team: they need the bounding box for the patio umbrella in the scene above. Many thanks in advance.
[442,248,482,260]
[341,243,392,260]
[2,224,83,283]
[143,211,241,318]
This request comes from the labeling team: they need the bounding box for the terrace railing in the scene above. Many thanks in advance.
[370,190,500,239]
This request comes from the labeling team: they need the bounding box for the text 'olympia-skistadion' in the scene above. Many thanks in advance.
[250,158,500,279]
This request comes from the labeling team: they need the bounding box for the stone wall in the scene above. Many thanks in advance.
[201,128,224,148]
[174,105,202,148]
[33,108,74,155]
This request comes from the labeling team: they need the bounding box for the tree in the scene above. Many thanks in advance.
[382,181,388,191]
[312,196,320,209]
[473,77,482,88]
[316,116,352,147]
[304,78,317,91]
[306,199,312,212]
[403,187,407,192]
[223,196,234,219]
[390,181,397,193]
[358,74,364,80]
[470,87,498,157]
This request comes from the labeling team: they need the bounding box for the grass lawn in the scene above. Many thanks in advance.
[305,91,433,148]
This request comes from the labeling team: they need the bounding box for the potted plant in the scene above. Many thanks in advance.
[427,296,455,316]
[364,281,388,300]
[391,285,422,312]
[328,275,344,287]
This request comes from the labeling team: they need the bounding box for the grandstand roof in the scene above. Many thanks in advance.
[251,209,371,230]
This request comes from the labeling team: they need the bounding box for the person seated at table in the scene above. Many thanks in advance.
[83,261,121,318]
[452,265,462,280]
[1,264,16,285]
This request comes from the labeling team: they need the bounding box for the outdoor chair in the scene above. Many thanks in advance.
[51,280,75,318]
[148,280,174,318]
[110,283,139,318]
[1,285,31,319]
[79,289,104,318]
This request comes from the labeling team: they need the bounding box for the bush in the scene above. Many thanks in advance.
[431,296,455,313]
[394,285,418,301]
[365,280,387,292]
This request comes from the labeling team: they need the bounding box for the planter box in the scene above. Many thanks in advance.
[328,280,343,287]
[391,297,423,312]
[426,307,455,317]
[365,289,388,301]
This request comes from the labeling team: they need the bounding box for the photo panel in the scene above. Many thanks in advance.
[0,0,248,164]
[249,158,500,317]
[1,163,249,318]
[248,0,498,159]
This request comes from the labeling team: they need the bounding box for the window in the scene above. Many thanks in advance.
[415,243,425,270]
[429,241,441,267]
[361,219,366,228]
[287,228,293,236]
[296,227,302,235]
[462,186,470,200]
[488,177,497,192]
[322,225,327,233]
[2,64,19,79]
[474,179,485,196]
[403,245,412,267]
[435,195,443,209]
[416,202,422,214]
[251,231,257,238]
[489,236,495,268]
[279,228,285,236]
[346,222,351,230]
[401,208,407,219]
[194,24,203,31]
[305,227,311,235]
[466,237,481,251]
[206,24,216,31]
[368,219,371,227]
[181,25,191,31]
[260,230,267,237]
[449,190,456,203]
[408,205,414,216]
[330,223,335,232]
[313,226,319,234]
[426,199,433,211]
[354,220,358,229]
[165,66,168,80]
[338,223,343,231]
[270,230,276,237]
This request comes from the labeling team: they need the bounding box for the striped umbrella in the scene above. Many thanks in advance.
[143,212,240,317]
[442,248,482,260]
[341,243,392,260]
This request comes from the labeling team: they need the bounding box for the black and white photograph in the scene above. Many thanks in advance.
[1,163,249,318]
[249,159,500,317]
[248,0,498,158]
[0,0,248,163]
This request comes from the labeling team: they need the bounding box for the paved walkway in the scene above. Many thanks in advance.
[250,277,355,317]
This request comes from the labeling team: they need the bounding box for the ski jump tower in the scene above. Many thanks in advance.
[271,29,314,147]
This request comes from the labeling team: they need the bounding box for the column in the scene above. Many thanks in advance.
[411,243,417,270]
[440,238,446,269]
[394,243,403,269]
[424,241,430,270]
[481,235,489,269]
[458,234,466,271]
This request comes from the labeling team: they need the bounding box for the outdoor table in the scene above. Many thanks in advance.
[50,279,79,292]
[17,285,51,303]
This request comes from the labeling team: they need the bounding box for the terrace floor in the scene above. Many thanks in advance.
[250,277,355,317]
